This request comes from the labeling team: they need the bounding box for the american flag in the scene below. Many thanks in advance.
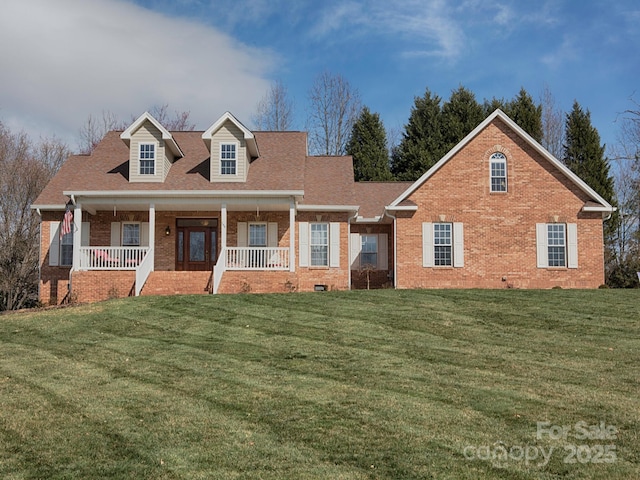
[60,207,73,239]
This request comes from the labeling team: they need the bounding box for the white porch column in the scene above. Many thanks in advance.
[221,203,227,251]
[289,199,295,272]
[72,203,82,271]
[149,203,155,271]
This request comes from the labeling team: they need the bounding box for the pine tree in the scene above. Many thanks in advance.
[346,107,392,181]
[563,101,618,253]
[506,88,543,142]
[440,86,484,151]
[391,88,444,181]
[563,101,615,203]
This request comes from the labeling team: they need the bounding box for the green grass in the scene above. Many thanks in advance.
[0,289,638,479]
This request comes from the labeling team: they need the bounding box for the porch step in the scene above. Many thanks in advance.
[140,271,212,296]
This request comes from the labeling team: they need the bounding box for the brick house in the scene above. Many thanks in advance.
[32,109,614,304]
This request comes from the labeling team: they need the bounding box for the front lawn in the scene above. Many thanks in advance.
[0,289,638,479]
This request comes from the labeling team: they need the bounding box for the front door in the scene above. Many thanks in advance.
[176,219,218,271]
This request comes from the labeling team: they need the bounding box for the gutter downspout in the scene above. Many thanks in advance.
[384,208,398,289]
[35,208,42,304]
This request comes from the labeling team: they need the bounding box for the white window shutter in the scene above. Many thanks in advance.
[111,222,121,247]
[536,223,548,268]
[237,222,247,247]
[567,223,578,268]
[49,221,60,266]
[453,223,464,268]
[141,222,150,246]
[81,222,90,246]
[267,222,278,247]
[299,222,309,267]
[349,233,361,270]
[422,222,434,267]
[330,222,340,267]
[378,233,388,271]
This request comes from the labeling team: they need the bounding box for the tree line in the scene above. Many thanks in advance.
[0,76,638,310]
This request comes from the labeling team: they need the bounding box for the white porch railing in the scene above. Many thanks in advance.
[135,248,154,296]
[78,246,150,270]
[225,247,289,270]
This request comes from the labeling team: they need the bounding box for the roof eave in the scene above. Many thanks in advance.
[297,204,359,212]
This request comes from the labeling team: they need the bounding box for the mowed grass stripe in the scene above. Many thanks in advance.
[0,289,638,479]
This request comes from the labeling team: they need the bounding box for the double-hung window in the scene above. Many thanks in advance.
[490,152,507,192]
[248,223,267,247]
[220,143,237,175]
[139,143,155,175]
[433,223,452,266]
[423,222,464,268]
[536,223,577,269]
[547,224,566,267]
[360,235,378,267]
[310,223,329,266]
[60,231,73,266]
[122,222,141,247]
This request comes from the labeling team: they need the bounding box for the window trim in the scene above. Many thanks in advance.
[248,222,267,247]
[122,221,141,247]
[490,152,507,192]
[59,231,73,266]
[433,222,453,267]
[220,142,238,175]
[360,234,378,268]
[310,222,329,267]
[138,142,156,175]
[547,223,567,268]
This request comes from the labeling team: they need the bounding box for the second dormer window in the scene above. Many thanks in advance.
[139,143,155,175]
[220,143,237,175]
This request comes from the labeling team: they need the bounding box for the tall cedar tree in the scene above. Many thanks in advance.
[563,101,618,249]
[391,89,444,181]
[346,107,392,181]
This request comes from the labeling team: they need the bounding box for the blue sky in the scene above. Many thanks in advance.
[1,0,638,154]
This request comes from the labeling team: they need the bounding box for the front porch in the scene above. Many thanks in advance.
[65,195,298,301]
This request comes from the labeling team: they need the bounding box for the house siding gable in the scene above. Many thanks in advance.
[209,120,248,183]
[128,122,167,183]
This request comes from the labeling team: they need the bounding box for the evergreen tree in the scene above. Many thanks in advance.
[346,107,392,181]
[563,101,615,203]
[440,86,484,151]
[563,101,618,247]
[391,88,444,181]
[506,88,543,142]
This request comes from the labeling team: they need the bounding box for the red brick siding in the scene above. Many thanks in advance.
[39,212,71,305]
[395,119,605,289]
[71,270,135,303]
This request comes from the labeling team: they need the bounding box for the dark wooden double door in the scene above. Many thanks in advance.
[176,219,218,271]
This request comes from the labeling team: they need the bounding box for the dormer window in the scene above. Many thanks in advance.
[139,143,155,175]
[490,152,507,192]
[220,143,237,175]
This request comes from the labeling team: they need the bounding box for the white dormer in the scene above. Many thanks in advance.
[202,112,259,183]
[120,112,184,182]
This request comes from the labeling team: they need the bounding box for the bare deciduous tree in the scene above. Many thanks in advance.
[307,71,362,156]
[252,80,295,131]
[0,122,70,310]
[79,105,195,154]
[540,84,565,159]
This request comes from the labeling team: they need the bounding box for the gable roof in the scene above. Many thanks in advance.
[202,111,259,158]
[388,109,615,214]
[120,112,184,158]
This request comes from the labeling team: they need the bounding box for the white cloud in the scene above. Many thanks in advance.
[541,35,578,68]
[0,0,276,149]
